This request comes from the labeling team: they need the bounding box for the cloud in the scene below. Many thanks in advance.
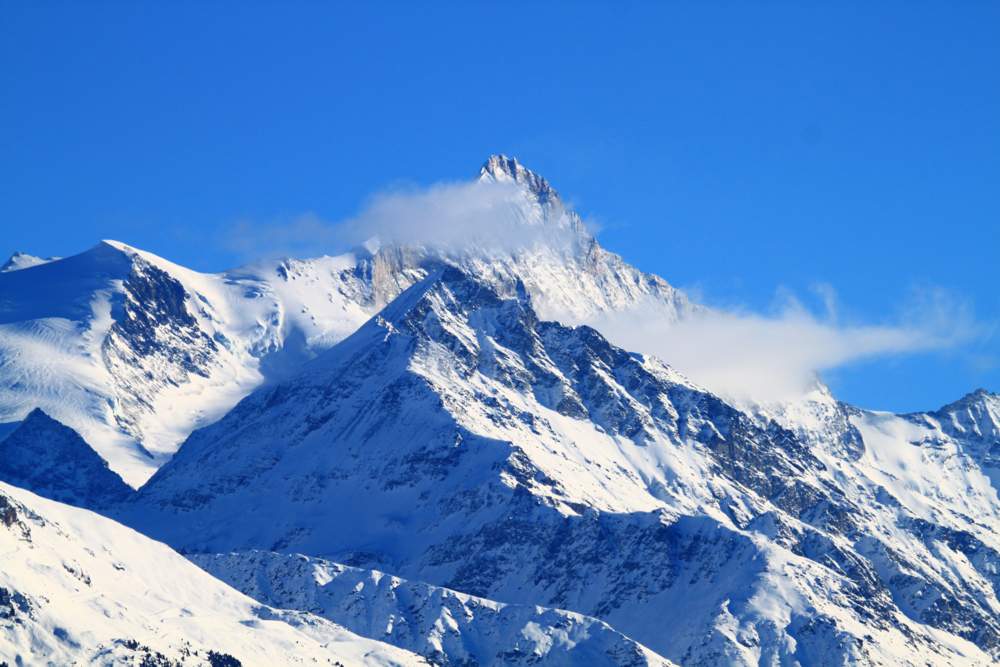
[577,287,985,403]
[223,179,582,261]
[221,177,988,406]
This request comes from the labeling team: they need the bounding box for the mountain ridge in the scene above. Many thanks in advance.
[0,156,996,666]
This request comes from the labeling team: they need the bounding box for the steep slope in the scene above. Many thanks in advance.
[0,482,425,666]
[193,551,673,666]
[0,156,694,487]
[0,409,132,510]
[124,268,993,665]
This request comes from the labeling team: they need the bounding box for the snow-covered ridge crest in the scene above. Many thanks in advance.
[915,387,1000,443]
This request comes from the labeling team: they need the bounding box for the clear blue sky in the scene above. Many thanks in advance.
[2,2,997,412]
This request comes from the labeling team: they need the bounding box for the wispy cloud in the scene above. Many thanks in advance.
[223,179,581,261]
[580,286,986,403]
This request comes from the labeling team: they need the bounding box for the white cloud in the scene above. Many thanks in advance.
[225,179,582,260]
[578,287,983,403]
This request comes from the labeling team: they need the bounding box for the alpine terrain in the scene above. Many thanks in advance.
[1,156,997,666]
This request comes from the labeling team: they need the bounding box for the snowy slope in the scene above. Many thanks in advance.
[193,551,674,667]
[0,156,693,488]
[0,482,425,666]
[123,267,995,665]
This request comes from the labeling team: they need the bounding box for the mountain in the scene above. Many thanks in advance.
[193,551,673,666]
[1,155,997,665]
[0,482,425,666]
[122,265,997,665]
[0,156,692,488]
[0,409,132,510]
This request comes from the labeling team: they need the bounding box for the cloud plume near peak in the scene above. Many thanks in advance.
[579,286,987,403]
[223,177,989,405]
[224,179,584,261]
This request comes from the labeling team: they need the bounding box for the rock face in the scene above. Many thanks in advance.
[193,551,674,667]
[0,483,425,666]
[0,409,132,510]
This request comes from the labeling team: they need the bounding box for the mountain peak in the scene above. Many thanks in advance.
[99,239,146,257]
[921,386,1000,445]
[1,251,60,273]
[938,387,998,411]
[479,154,559,204]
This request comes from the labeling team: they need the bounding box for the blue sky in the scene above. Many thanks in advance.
[1,2,997,411]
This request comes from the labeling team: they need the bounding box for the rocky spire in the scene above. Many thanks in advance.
[479,154,559,204]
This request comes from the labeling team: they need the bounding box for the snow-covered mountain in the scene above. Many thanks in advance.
[193,551,673,667]
[1,155,997,666]
[0,482,425,666]
[122,265,997,665]
[0,239,394,487]
[0,156,692,488]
